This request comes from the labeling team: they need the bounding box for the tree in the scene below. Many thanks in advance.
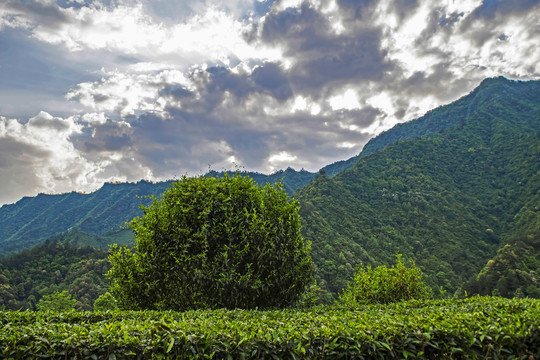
[36,290,77,311]
[339,254,432,306]
[93,292,118,311]
[108,173,313,310]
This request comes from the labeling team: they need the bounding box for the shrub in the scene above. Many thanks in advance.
[36,290,76,311]
[108,173,313,310]
[93,292,118,311]
[339,254,432,306]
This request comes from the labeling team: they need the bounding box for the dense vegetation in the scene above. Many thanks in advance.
[339,255,433,306]
[0,234,109,311]
[1,297,538,359]
[0,180,172,255]
[0,77,539,308]
[464,233,540,298]
[296,77,540,302]
[108,173,313,310]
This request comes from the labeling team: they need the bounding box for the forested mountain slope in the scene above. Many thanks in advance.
[0,181,173,254]
[464,233,540,298]
[0,169,319,255]
[296,77,540,302]
[2,77,539,306]
[5,80,512,255]
[0,231,110,311]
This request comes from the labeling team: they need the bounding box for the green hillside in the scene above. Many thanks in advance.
[296,77,540,302]
[0,169,320,255]
[0,180,173,255]
[464,234,540,298]
[0,231,110,311]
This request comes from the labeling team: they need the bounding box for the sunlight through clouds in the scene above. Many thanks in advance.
[0,0,539,203]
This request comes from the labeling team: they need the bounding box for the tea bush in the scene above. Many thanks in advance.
[1,297,538,359]
[339,254,433,306]
[108,173,313,310]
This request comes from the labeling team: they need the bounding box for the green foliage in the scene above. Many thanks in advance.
[108,173,313,311]
[339,254,432,306]
[0,180,172,255]
[297,77,540,301]
[93,292,118,312]
[465,233,540,298]
[0,297,538,359]
[0,239,110,311]
[36,290,77,312]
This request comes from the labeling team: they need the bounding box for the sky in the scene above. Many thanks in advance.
[0,0,539,205]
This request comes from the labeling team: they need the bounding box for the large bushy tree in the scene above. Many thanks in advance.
[108,173,313,310]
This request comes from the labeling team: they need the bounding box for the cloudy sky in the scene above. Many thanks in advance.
[0,0,539,205]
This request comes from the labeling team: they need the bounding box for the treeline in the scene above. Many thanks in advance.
[464,234,540,298]
[0,235,109,311]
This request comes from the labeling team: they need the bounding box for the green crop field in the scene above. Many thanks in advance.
[1,296,538,359]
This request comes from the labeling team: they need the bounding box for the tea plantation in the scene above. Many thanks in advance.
[1,296,538,359]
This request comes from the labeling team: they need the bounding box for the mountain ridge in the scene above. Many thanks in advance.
[296,76,540,301]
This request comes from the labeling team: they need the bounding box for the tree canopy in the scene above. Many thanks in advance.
[108,173,313,311]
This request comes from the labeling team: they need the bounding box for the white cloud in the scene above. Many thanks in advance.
[66,69,191,117]
[329,89,361,111]
[267,151,298,171]
[1,0,540,205]
[3,1,278,69]
[0,112,96,203]
[0,111,156,204]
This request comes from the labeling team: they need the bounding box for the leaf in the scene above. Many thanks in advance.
[166,336,175,353]
[403,350,414,359]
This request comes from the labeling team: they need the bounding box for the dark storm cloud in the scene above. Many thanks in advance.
[162,63,293,109]
[0,134,51,168]
[0,136,48,204]
[335,0,378,20]
[396,66,473,101]
[389,0,420,21]
[158,85,193,99]
[335,0,419,24]
[252,62,292,101]
[76,119,133,152]
[92,94,111,103]
[125,111,238,172]
[258,2,392,97]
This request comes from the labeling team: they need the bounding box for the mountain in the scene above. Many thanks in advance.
[0,180,173,255]
[0,169,325,255]
[295,77,540,302]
